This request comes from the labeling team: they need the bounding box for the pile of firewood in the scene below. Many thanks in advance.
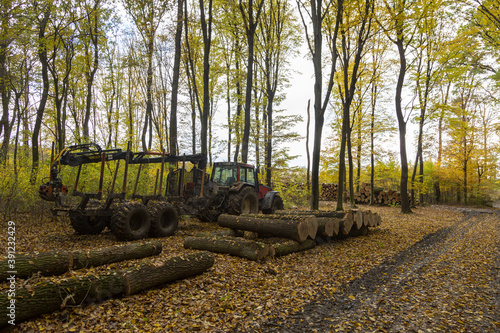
[374,189,401,205]
[321,182,402,206]
[321,183,339,201]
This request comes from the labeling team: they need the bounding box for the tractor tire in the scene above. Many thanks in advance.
[262,195,284,214]
[69,212,106,235]
[227,187,259,215]
[149,202,179,237]
[111,201,151,241]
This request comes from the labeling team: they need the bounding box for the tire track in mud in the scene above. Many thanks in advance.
[261,209,500,332]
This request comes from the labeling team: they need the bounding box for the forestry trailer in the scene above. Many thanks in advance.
[38,142,283,241]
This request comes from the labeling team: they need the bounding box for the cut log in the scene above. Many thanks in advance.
[184,236,274,261]
[0,241,163,281]
[307,218,318,239]
[354,210,364,229]
[316,217,341,237]
[363,211,372,227]
[195,229,245,238]
[217,214,313,242]
[123,252,214,295]
[244,211,345,219]
[341,211,354,235]
[0,252,213,327]
[72,241,163,270]
[273,239,316,257]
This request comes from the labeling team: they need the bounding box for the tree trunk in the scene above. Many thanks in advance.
[0,241,163,280]
[199,0,213,157]
[169,0,183,155]
[184,236,274,260]
[217,214,315,242]
[395,29,411,213]
[31,9,51,184]
[0,252,214,327]
[240,0,264,164]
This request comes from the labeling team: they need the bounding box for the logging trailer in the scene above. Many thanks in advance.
[38,142,283,241]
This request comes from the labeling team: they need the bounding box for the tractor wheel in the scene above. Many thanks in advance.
[149,202,179,237]
[227,187,259,215]
[262,195,284,214]
[69,212,106,235]
[111,201,151,241]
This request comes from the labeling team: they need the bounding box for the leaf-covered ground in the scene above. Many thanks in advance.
[2,204,499,332]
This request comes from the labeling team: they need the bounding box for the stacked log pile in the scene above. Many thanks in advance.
[375,189,402,205]
[184,211,381,260]
[321,182,402,206]
[321,183,339,201]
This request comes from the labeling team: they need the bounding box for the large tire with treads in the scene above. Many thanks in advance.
[69,212,106,235]
[262,194,284,214]
[227,187,259,215]
[149,202,179,237]
[111,201,151,241]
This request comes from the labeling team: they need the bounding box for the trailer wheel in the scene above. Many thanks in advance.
[149,202,178,237]
[227,187,259,215]
[111,201,151,241]
[69,212,106,235]
[262,195,284,214]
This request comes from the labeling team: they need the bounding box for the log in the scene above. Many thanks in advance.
[243,211,345,219]
[273,239,316,257]
[363,210,372,227]
[217,214,313,242]
[123,252,214,295]
[307,218,318,239]
[341,211,354,235]
[0,241,163,281]
[0,252,213,327]
[184,236,274,261]
[354,210,364,229]
[72,241,163,270]
[316,217,341,237]
[195,229,245,238]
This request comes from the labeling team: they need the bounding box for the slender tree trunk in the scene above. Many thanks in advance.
[233,56,242,162]
[169,0,183,155]
[0,7,11,164]
[240,0,264,163]
[31,9,51,184]
[395,38,411,213]
[370,84,376,205]
[306,99,311,190]
[142,39,154,151]
[199,0,213,157]
[83,12,99,141]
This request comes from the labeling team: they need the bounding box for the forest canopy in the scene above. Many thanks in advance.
[0,0,499,213]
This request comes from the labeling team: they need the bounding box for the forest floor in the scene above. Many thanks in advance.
[2,203,500,332]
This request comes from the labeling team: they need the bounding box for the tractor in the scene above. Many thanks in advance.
[39,142,283,241]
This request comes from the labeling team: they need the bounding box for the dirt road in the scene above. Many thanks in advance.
[262,209,500,332]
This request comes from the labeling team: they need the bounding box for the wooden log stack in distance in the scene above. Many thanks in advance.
[321,182,402,206]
